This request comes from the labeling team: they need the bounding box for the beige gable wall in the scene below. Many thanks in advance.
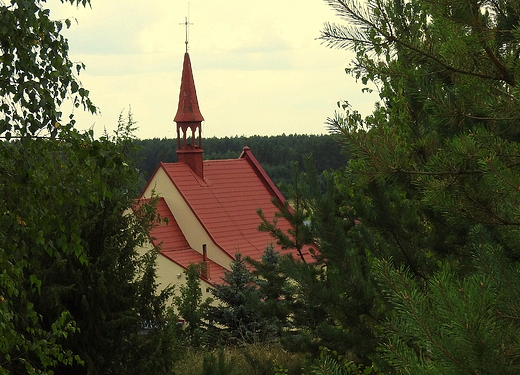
[134,240,214,309]
[141,167,233,270]
[154,249,214,301]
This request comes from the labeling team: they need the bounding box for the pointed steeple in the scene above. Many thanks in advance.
[174,52,204,123]
[175,52,204,180]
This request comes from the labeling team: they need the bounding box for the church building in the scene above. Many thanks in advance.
[139,52,313,292]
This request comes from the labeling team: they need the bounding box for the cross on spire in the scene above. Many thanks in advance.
[180,15,193,53]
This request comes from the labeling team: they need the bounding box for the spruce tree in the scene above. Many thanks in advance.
[246,244,292,340]
[208,254,266,345]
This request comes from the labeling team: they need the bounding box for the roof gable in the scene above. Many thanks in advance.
[145,197,227,284]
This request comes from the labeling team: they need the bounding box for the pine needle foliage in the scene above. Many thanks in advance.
[376,227,520,374]
[257,0,520,371]
[257,157,384,363]
[257,161,315,263]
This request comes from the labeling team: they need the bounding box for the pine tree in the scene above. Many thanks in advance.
[316,0,520,371]
[257,161,315,263]
[257,157,384,363]
[259,2,520,366]
[376,226,520,374]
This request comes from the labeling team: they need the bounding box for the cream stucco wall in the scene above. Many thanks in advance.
[154,246,215,301]
[136,239,215,304]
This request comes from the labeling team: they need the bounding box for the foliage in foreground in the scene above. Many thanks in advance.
[253,0,520,373]
[376,225,520,374]
[0,1,179,373]
[0,118,177,374]
[0,0,95,139]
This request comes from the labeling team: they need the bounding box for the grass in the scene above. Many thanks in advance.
[171,342,304,375]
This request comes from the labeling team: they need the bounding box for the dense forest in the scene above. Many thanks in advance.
[132,134,348,192]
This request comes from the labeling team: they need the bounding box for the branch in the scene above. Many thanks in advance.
[321,0,515,85]
[471,9,516,86]
[485,158,520,193]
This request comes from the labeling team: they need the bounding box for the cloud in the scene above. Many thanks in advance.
[52,0,167,55]
[47,0,379,139]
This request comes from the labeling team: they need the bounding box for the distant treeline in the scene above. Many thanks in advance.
[131,134,348,192]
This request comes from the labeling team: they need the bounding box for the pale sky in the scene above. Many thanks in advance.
[49,0,379,139]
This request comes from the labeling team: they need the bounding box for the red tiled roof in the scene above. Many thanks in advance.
[159,151,314,263]
[161,249,226,284]
[149,197,191,252]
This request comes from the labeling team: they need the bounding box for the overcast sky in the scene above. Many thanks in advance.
[48,0,378,139]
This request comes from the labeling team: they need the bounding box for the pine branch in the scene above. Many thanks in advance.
[321,0,516,85]
[485,158,520,194]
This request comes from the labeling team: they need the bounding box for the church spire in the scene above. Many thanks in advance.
[174,52,204,123]
[175,52,204,179]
